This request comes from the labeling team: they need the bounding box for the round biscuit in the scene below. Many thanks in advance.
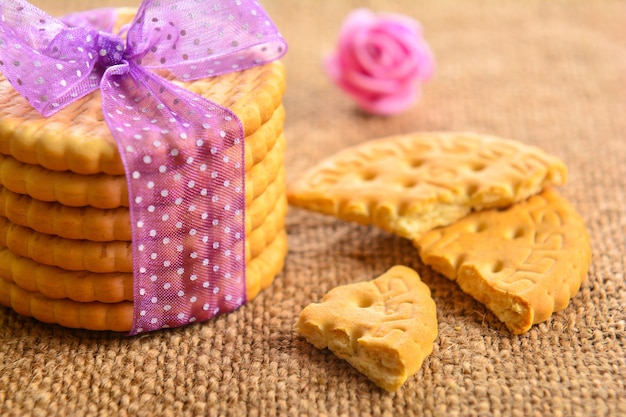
[0,278,134,332]
[0,192,286,273]
[0,113,285,209]
[0,229,287,330]
[0,223,287,304]
[0,165,285,241]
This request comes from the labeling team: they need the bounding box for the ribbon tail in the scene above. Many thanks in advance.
[100,63,247,334]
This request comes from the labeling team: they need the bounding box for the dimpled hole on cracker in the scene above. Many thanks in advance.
[361,170,378,182]
[409,158,424,169]
[403,178,418,188]
[470,161,487,172]
[339,199,370,224]
[356,294,375,308]
[465,183,480,197]
[510,227,526,239]
[491,260,505,274]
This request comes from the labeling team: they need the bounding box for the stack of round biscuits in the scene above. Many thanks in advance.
[0,10,287,332]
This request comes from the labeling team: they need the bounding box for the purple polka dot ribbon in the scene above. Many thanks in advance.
[0,0,286,334]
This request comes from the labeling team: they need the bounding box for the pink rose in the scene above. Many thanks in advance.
[325,9,435,115]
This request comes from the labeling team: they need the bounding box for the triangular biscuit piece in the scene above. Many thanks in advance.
[288,132,567,240]
[295,265,438,392]
[414,188,591,334]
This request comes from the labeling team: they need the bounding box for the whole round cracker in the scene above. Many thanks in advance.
[0,220,287,303]
[0,186,132,241]
[245,133,285,206]
[0,165,285,241]
[0,228,287,331]
[287,132,567,240]
[0,246,133,303]
[244,229,288,301]
[0,193,287,273]
[0,8,286,176]
[247,194,288,259]
[413,188,591,334]
[0,278,134,332]
[295,265,438,392]
[0,215,132,273]
[0,117,286,209]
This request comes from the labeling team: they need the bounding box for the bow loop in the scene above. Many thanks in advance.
[126,0,286,80]
[0,3,103,115]
[61,8,117,33]
[0,0,66,47]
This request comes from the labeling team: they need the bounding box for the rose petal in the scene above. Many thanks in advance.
[335,9,376,54]
[356,88,420,116]
[371,25,434,81]
[375,12,422,35]
[342,66,403,95]
[354,30,407,76]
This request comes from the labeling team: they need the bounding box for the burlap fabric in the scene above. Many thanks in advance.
[1,1,625,416]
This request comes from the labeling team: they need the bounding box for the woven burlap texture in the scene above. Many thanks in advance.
[1,1,625,416]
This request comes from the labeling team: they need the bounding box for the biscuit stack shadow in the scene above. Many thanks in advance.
[0,10,287,332]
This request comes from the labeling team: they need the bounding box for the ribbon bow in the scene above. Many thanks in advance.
[0,0,286,334]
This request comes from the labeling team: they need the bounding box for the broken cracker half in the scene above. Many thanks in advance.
[287,132,566,240]
[295,265,438,392]
[414,188,591,334]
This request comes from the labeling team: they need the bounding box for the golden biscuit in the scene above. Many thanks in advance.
[0,187,287,273]
[0,165,285,241]
[245,229,288,301]
[0,154,128,208]
[245,133,285,205]
[0,278,134,332]
[0,118,285,209]
[0,228,287,330]
[0,8,286,176]
[414,188,591,334]
[295,265,438,392]
[246,166,286,236]
[0,221,287,304]
[0,245,132,303]
[0,215,133,273]
[0,190,286,274]
[287,132,567,240]
[246,193,287,260]
[0,186,131,241]
[245,105,283,170]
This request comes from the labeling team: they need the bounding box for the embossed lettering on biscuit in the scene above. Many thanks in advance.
[295,265,438,392]
[414,189,591,334]
[287,132,567,240]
